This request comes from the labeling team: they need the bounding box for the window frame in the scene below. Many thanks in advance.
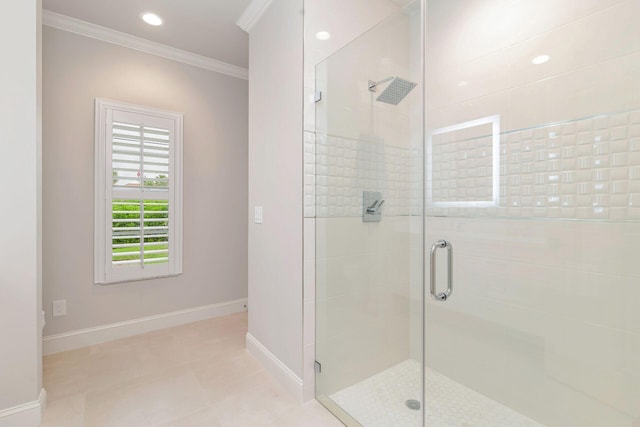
[94,98,183,284]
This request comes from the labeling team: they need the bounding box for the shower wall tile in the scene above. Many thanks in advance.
[425,215,640,423]
[304,131,316,218]
[305,132,414,218]
[426,292,640,425]
[427,1,640,121]
[447,250,640,335]
[307,109,640,221]
[428,217,640,278]
[426,108,640,221]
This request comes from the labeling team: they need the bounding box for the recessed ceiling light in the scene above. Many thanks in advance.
[315,31,331,41]
[141,12,163,26]
[532,54,550,65]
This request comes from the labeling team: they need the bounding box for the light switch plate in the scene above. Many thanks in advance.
[254,206,263,224]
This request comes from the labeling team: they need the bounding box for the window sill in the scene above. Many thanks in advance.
[95,271,183,286]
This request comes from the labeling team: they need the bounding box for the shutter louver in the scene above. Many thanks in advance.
[112,122,170,191]
[111,121,171,269]
[111,200,169,267]
[142,126,170,191]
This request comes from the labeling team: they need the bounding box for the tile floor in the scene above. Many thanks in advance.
[42,312,343,427]
[331,360,544,427]
[330,360,421,427]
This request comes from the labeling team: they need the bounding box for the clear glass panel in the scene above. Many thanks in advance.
[424,0,640,426]
[311,3,424,425]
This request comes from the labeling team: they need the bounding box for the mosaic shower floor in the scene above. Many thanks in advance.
[330,360,544,427]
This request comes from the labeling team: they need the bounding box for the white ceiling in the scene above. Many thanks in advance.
[43,0,252,68]
[305,0,408,65]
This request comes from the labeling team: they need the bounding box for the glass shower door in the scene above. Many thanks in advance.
[313,6,425,426]
[424,0,640,426]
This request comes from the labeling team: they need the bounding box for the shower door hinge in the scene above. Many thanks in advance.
[314,91,322,103]
[314,360,322,374]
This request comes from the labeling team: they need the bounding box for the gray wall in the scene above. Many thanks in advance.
[248,0,304,379]
[42,27,248,336]
[0,0,43,413]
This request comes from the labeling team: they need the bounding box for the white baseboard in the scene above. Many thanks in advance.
[39,389,47,421]
[43,298,248,355]
[0,389,46,427]
[245,333,304,402]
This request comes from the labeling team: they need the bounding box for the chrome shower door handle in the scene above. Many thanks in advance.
[429,240,453,302]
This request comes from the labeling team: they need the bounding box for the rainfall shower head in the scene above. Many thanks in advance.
[368,76,417,105]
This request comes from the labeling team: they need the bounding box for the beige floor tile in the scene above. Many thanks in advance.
[210,376,300,421]
[178,321,248,347]
[44,369,89,403]
[43,312,342,427]
[210,393,288,427]
[182,336,243,364]
[41,393,85,427]
[213,410,283,427]
[44,347,90,370]
[84,364,208,427]
[133,334,194,378]
[190,351,264,390]
[193,368,270,405]
[43,348,90,403]
[277,400,346,427]
[160,407,223,427]
[85,343,146,394]
[89,337,136,355]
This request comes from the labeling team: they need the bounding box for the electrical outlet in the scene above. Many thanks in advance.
[52,300,66,317]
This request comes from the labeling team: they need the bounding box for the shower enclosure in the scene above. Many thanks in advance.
[306,1,640,426]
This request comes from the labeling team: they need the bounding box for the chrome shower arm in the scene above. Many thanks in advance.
[368,77,395,92]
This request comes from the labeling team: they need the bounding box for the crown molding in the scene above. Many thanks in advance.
[42,10,248,80]
[236,0,273,33]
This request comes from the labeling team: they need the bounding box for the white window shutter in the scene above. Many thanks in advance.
[95,99,183,284]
